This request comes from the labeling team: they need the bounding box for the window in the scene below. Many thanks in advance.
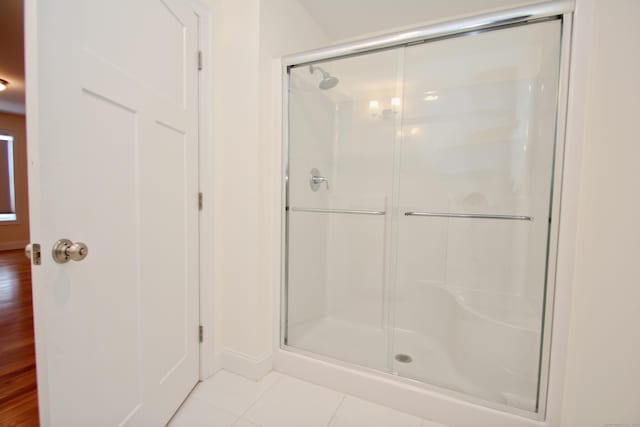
[0,134,16,221]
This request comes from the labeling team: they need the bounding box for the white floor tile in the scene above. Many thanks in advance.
[244,375,344,427]
[170,370,449,427]
[328,396,422,427]
[233,418,261,427]
[192,370,282,416]
[169,395,238,427]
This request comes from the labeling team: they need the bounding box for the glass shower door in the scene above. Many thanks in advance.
[392,20,562,411]
[285,48,402,371]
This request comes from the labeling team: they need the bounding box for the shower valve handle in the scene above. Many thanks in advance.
[311,175,329,189]
[309,168,329,191]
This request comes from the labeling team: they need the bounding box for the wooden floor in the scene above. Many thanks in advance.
[0,249,38,426]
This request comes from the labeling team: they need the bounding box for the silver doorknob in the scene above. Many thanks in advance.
[52,239,89,264]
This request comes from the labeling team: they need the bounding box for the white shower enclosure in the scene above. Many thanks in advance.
[282,3,569,418]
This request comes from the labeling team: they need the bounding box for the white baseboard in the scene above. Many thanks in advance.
[220,349,273,381]
[0,241,28,251]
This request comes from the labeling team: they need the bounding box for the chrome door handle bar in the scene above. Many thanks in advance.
[404,211,532,221]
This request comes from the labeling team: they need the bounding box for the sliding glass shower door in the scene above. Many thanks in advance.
[286,47,402,372]
[284,18,563,415]
[393,20,561,412]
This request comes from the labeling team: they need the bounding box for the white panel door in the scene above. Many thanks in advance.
[26,0,200,425]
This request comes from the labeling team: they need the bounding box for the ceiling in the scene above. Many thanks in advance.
[297,0,545,42]
[0,0,24,115]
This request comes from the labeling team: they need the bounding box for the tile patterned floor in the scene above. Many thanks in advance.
[169,370,447,427]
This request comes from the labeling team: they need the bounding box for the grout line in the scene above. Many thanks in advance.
[189,370,285,426]
[234,371,286,424]
[183,394,241,424]
[183,372,439,427]
[325,394,346,427]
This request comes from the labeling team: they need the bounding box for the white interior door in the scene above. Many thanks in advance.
[26,0,200,425]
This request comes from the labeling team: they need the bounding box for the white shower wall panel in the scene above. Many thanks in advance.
[325,213,387,328]
[322,50,399,328]
[287,74,336,329]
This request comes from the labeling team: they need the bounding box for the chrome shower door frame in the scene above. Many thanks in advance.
[279,0,575,420]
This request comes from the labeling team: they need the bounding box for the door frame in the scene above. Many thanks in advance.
[191,0,217,382]
[23,1,217,424]
[188,0,218,381]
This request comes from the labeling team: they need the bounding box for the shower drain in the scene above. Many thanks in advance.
[394,353,413,363]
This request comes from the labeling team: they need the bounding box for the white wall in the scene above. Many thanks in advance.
[560,1,640,425]
[204,0,329,373]
[297,0,548,44]
[203,0,263,367]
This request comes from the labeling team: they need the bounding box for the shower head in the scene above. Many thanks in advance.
[309,65,339,90]
[319,75,339,90]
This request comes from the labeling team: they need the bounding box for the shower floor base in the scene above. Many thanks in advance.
[287,316,535,411]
